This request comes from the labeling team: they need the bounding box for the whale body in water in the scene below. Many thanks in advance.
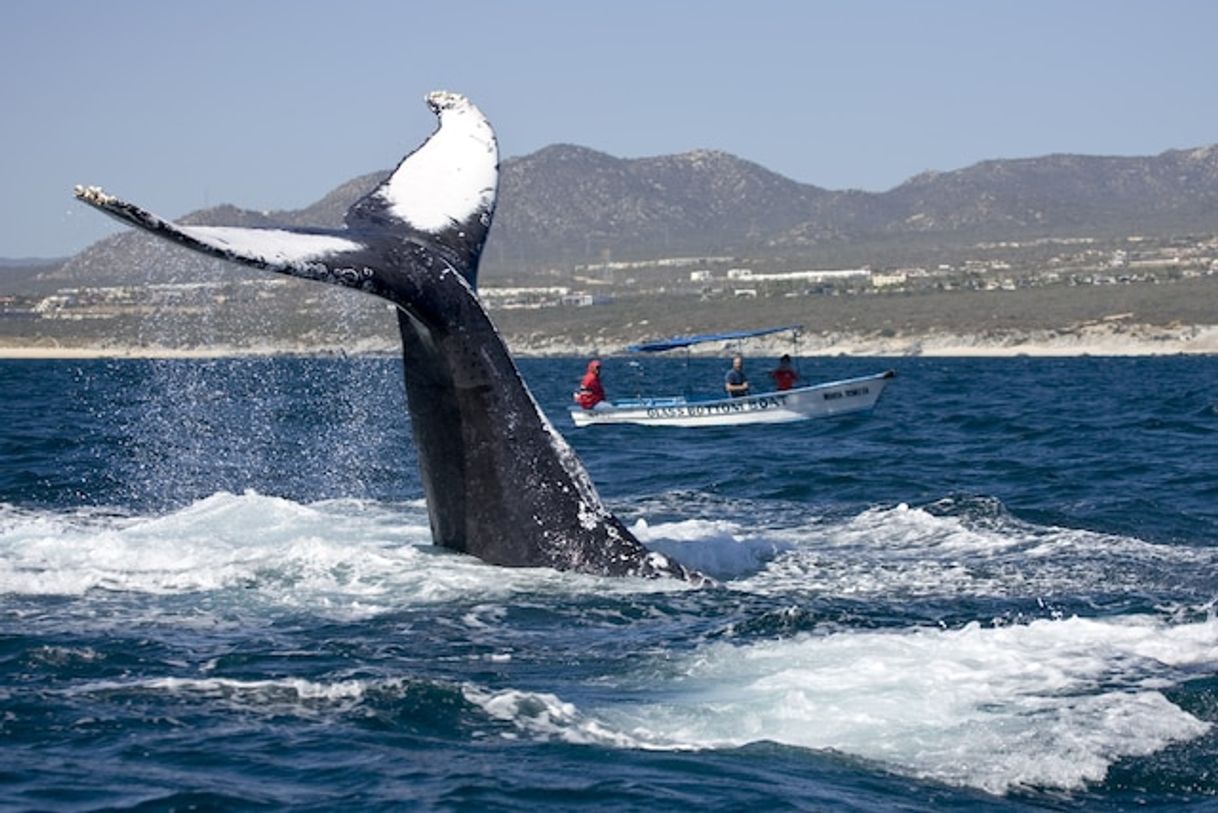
[75,91,698,581]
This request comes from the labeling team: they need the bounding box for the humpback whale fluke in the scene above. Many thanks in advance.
[75,92,700,582]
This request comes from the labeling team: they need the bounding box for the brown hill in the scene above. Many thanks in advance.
[32,142,1218,287]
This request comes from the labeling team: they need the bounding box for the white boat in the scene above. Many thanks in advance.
[569,325,896,428]
[570,370,896,427]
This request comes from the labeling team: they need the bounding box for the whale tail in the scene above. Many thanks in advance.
[74,90,497,291]
[74,92,701,583]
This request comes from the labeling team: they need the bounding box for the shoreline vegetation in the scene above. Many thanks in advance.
[4,275,1216,360]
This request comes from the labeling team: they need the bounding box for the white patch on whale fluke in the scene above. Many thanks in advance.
[72,185,365,272]
[177,226,364,265]
[73,185,115,206]
[377,91,498,233]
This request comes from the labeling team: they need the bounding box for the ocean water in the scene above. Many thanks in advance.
[1,354,1216,811]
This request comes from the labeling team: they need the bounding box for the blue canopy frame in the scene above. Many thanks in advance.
[626,324,803,354]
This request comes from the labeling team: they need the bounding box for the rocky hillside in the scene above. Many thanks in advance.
[34,142,1218,286]
[487,145,834,265]
[882,147,1218,235]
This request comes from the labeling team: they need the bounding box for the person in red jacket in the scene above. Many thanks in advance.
[768,354,800,391]
[574,359,607,409]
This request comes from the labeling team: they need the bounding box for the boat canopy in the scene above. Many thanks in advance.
[626,324,803,354]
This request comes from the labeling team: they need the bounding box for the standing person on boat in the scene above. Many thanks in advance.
[574,359,608,410]
[768,354,800,391]
[724,355,750,398]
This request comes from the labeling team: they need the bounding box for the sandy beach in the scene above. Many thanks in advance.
[506,321,1218,358]
[2,323,1216,360]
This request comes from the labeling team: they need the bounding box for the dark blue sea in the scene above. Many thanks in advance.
[2,355,1217,811]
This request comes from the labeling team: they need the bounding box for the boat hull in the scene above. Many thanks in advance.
[570,370,895,428]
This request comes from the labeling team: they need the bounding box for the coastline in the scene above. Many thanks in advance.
[2,323,1216,360]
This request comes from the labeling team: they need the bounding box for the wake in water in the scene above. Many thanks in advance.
[4,489,1215,797]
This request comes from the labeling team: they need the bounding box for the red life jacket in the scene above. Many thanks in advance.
[770,367,799,391]
[575,362,605,409]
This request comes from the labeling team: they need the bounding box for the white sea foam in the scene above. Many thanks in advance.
[0,492,690,614]
[4,493,1210,610]
[62,674,403,718]
[631,517,791,580]
[53,611,1217,796]
[0,492,489,612]
[619,493,1218,601]
[463,614,1218,795]
[462,687,642,748]
[737,501,1218,600]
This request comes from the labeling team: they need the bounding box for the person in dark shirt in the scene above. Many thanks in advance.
[769,354,800,391]
[574,359,607,409]
[724,354,749,398]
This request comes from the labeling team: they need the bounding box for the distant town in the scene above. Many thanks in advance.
[516,231,1218,306]
[2,229,1216,357]
[6,232,1214,324]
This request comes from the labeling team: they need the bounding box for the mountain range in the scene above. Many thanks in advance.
[21,141,1218,288]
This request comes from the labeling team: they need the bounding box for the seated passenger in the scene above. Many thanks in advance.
[769,354,800,391]
[573,359,608,410]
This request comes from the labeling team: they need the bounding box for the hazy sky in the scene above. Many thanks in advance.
[3,0,1216,258]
